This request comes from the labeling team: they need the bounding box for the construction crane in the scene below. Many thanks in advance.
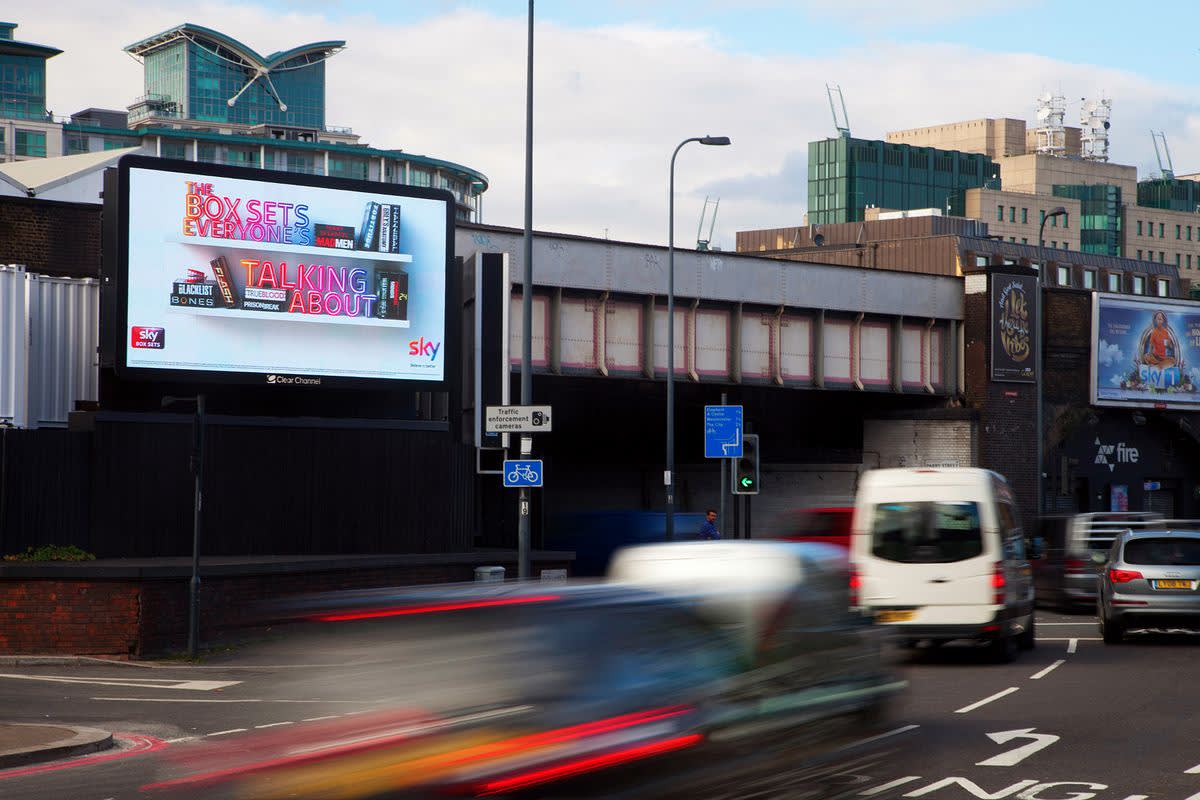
[696,197,720,251]
[826,84,850,139]
[1151,130,1175,180]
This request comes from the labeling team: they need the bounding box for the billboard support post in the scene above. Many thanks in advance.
[188,393,205,659]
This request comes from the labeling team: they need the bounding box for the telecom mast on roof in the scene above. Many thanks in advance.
[1080,97,1112,162]
[1034,91,1066,156]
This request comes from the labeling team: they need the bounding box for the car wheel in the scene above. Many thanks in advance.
[1019,615,1036,650]
[1101,614,1123,644]
[989,634,1018,663]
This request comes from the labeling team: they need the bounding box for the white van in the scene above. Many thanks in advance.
[852,468,1035,661]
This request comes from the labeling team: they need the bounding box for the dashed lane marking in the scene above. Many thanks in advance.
[1068,638,1079,653]
[0,674,241,691]
[206,729,247,737]
[1030,660,1066,680]
[302,715,340,722]
[255,721,295,729]
[955,687,1020,714]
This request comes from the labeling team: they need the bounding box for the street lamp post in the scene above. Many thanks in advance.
[1036,206,1069,517]
[518,0,534,579]
[666,135,731,542]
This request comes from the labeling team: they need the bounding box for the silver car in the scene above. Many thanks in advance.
[1098,529,1200,643]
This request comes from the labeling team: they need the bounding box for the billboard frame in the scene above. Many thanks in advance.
[108,154,458,391]
[1091,290,1200,410]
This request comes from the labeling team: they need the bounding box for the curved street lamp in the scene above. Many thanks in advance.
[666,135,731,541]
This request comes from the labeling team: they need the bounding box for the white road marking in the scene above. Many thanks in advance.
[89,697,373,703]
[302,715,340,722]
[0,673,241,691]
[206,728,246,737]
[1035,637,1102,641]
[1185,762,1200,774]
[1038,622,1096,625]
[1030,660,1066,680]
[255,721,295,729]
[851,724,921,748]
[163,736,196,744]
[955,687,1020,714]
[860,776,922,795]
[975,728,1060,767]
[1068,638,1079,653]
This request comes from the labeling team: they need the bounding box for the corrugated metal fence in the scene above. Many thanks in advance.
[0,265,97,428]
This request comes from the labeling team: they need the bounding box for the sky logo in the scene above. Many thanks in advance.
[131,326,165,349]
[409,337,441,361]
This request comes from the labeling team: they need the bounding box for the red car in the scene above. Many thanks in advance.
[774,507,853,551]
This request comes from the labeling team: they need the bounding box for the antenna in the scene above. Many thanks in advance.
[1080,96,1112,162]
[1034,91,1066,156]
[1151,130,1175,179]
[826,84,851,139]
[696,197,720,251]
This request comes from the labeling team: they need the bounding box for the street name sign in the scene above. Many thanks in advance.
[486,405,553,433]
[704,405,744,458]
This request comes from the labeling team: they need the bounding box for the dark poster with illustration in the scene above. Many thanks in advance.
[991,273,1037,383]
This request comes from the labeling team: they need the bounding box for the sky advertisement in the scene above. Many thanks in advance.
[1093,293,1200,409]
[121,158,452,385]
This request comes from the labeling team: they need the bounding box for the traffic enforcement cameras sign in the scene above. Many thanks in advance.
[486,405,553,433]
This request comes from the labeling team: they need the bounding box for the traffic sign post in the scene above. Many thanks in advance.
[732,434,760,495]
[704,405,743,459]
[503,459,544,488]
[486,405,553,433]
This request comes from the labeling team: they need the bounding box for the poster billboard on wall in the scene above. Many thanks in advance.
[991,273,1037,383]
[1092,292,1200,409]
[113,155,455,388]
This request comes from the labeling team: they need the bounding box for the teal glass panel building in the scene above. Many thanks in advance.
[0,22,60,121]
[808,136,1000,225]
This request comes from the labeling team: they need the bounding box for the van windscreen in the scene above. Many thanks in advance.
[870,501,984,563]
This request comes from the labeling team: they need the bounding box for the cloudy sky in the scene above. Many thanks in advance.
[18,1,1200,249]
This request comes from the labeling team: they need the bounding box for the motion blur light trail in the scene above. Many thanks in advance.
[312,594,562,622]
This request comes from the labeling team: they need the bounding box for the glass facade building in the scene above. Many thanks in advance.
[808,137,1000,225]
[1137,178,1200,213]
[1053,184,1122,257]
[0,23,61,122]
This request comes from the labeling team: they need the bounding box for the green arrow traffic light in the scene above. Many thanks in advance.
[740,477,754,488]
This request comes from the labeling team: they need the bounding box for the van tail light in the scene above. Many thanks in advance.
[991,562,1006,605]
[1064,558,1087,575]
[1108,568,1143,584]
[849,564,861,608]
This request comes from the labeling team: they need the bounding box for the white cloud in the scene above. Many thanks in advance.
[1097,339,1123,367]
[24,4,1200,250]
[1110,373,1125,387]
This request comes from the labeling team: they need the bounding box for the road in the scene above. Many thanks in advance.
[4,611,1200,799]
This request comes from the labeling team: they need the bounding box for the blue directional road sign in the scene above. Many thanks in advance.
[503,459,544,488]
[704,405,744,459]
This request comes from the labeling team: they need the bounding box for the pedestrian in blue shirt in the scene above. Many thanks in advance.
[699,509,720,540]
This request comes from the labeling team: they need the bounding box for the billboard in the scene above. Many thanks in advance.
[1092,292,1200,409]
[991,273,1037,383]
[113,155,455,388]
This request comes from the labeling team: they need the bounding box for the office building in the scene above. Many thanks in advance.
[0,22,61,162]
[1,22,487,220]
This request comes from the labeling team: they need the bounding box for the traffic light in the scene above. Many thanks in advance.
[732,434,759,495]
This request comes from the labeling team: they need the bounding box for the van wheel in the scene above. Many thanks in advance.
[1019,616,1036,650]
[1101,615,1123,644]
[989,634,1018,663]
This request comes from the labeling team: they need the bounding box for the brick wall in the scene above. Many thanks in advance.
[0,196,102,279]
[963,268,1040,524]
[0,558,573,657]
[863,417,978,469]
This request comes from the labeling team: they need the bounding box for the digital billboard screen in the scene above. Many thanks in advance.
[1092,292,1200,409]
[114,155,455,388]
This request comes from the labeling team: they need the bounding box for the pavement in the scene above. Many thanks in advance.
[0,724,113,770]
[2,607,1200,798]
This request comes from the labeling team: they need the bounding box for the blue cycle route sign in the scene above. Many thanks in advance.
[503,459,543,488]
[704,405,744,458]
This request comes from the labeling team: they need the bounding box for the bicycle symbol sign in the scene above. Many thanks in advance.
[503,459,544,488]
